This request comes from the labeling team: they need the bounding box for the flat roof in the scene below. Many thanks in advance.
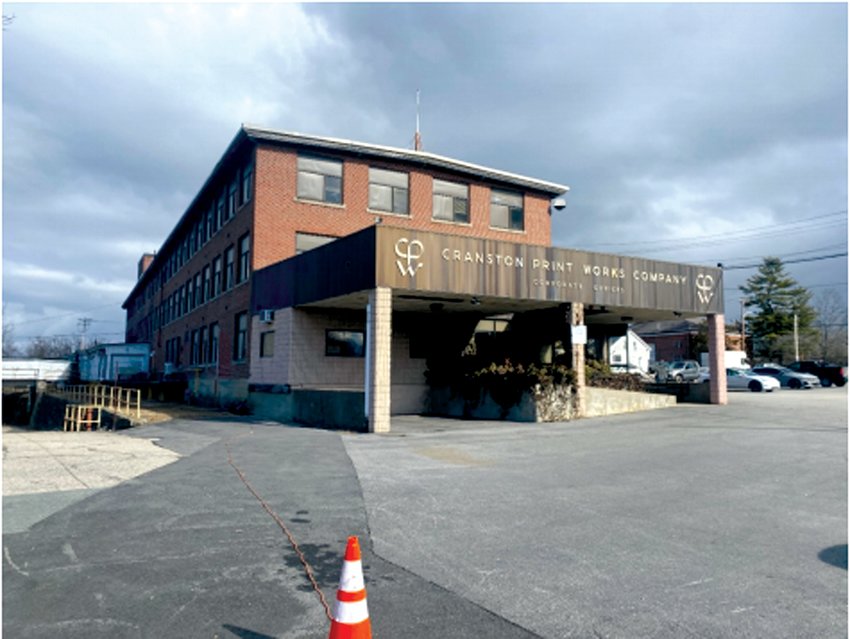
[243,125,570,197]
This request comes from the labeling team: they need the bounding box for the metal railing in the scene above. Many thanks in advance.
[58,385,141,420]
[63,405,102,432]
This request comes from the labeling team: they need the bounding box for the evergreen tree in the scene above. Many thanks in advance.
[740,257,816,362]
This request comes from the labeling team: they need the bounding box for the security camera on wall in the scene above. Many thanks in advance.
[552,198,567,211]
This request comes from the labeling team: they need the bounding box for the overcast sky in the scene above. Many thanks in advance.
[3,3,847,348]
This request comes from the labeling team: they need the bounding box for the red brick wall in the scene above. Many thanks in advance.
[128,139,556,380]
[252,145,552,271]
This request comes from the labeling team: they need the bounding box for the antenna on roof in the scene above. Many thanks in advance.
[414,89,422,151]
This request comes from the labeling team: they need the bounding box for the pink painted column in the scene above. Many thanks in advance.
[708,313,728,405]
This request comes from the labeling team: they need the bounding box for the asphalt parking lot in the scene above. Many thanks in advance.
[3,387,847,638]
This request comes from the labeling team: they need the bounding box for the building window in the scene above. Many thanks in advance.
[179,285,185,317]
[206,207,214,239]
[234,312,248,361]
[241,162,254,206]
[199,326,208,365]
[186,279,194,312]
[490,190,524,231]
[203,265,212,301]
[297,155,343,204]
[191,329,200,365]
[237,234,251,284]
[227,178,239,217]
[295,232,337,255]
[368,168,409,215]
[194,272,203,306]
[209,323,219,364]
[217,194,226,228]
[224,246,235,290]
[432,179,469,223]
[325,330,365,357]
[260,331,275,358]
[213,256,222,297]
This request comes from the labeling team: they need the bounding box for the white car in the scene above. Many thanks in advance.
[726,367,780,392]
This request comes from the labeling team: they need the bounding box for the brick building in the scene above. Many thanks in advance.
[123,125,567,405]
[124,125,729,431]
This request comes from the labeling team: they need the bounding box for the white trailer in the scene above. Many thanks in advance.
[700,350,749,370]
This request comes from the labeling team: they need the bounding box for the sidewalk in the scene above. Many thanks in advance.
[3,426,180,533]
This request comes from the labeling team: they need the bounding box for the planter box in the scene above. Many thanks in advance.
[427,384,577,422]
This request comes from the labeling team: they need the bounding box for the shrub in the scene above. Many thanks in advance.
[585,360,646,392]
[427,357,577,418]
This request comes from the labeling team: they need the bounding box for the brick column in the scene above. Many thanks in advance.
[366,287,392,433]
[708,313,728,405]
[570,302,586,418]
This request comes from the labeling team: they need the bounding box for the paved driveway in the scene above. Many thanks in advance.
[3,389,846,638]
[344,389,848,638]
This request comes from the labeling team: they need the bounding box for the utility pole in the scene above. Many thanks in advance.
[740,297,747,359]
[77,317,92,351]
[793,313,800,361]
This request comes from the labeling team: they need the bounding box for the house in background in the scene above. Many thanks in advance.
[607,330,652,372]
[634,318,743,363]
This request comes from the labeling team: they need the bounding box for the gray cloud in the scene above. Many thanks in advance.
[3,2,846,344]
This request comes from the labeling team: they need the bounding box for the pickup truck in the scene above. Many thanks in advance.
[787,360,847,387]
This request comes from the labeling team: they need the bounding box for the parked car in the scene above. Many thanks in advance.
[697,366,711,383]
[786,360,847,387]
[725,368,780,392]
[661,360,702,383]
[751,365,820,389]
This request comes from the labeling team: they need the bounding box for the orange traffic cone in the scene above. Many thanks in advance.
[328,536,372,639]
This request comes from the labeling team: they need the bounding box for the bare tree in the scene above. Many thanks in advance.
[813,288,848,363]
[24,336,79,359]
[2,318,19,357]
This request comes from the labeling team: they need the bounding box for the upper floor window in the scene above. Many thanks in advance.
[213,256,222,297]
[227,178,239,218]
[237,234,251,284]
[297,155,343,204]
[368,168,408,215]
[216,194,226,228]
[203,264,212,301]
[224,245,235,290]
[490,190,524,231]
[194,272,203,306]
[433,179,469,224]
[241,162,254,206]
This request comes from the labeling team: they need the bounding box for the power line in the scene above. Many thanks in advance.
[724,282,847,292]
[3,301,122,328]
[706,243,847,266]
[722,252,848,271]
[15,331,125,340]
[581,209,847,249]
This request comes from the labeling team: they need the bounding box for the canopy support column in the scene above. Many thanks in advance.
[708,313,728,405]
[366,287,392,433]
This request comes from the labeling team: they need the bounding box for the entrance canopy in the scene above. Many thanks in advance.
[252,225,724,322]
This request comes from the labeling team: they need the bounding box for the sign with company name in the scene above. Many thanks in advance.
[376,227,723,314]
